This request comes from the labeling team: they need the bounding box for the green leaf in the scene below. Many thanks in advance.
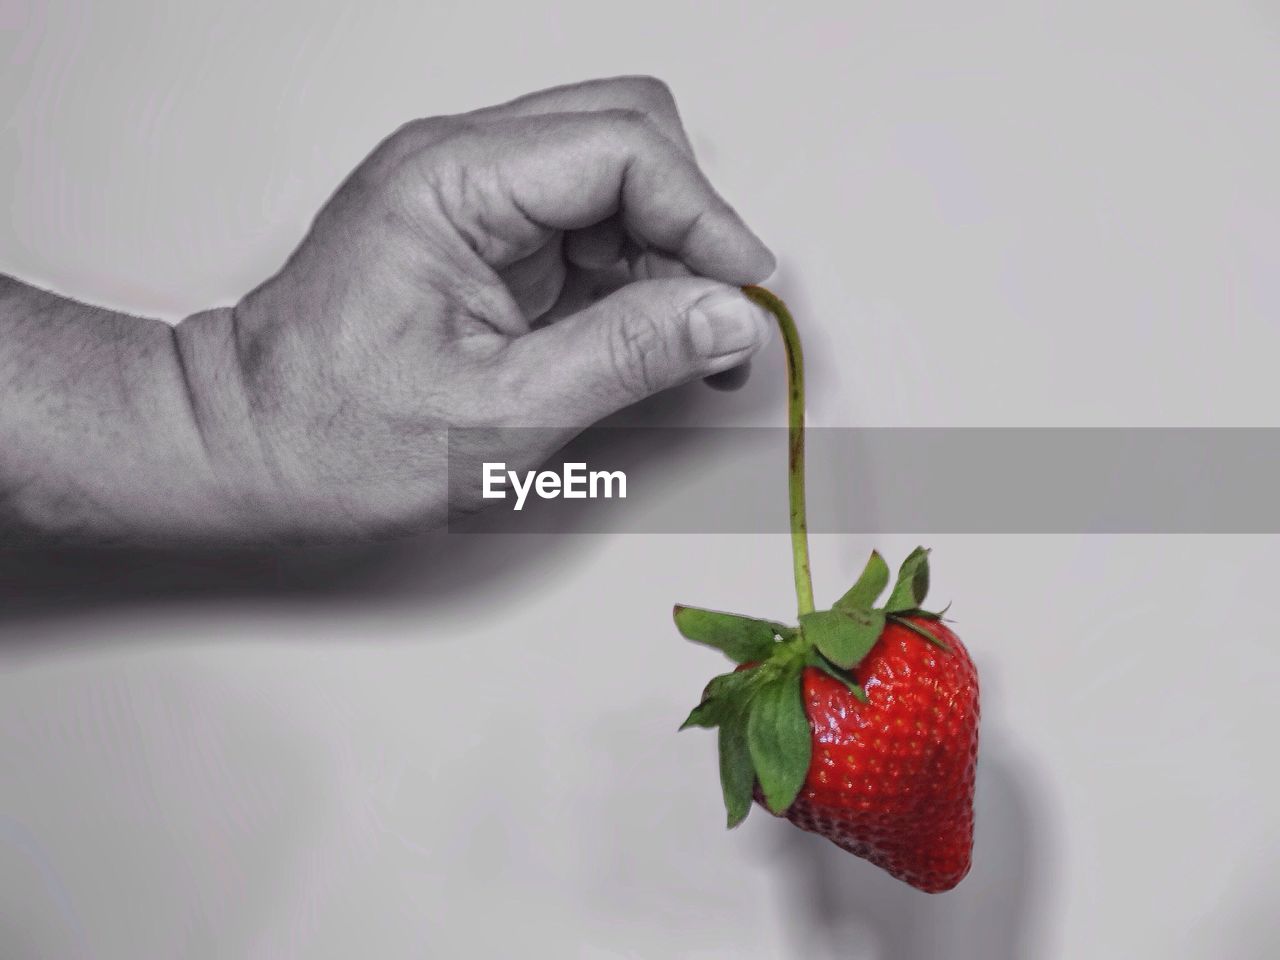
[799,608,886,670]
[718,703,755,828]
[835,550,890,611]
[673,605,787,664]
[884,547,931,613]
[807,652,870,704]
[746,664,812,814]
[888,613,952,653]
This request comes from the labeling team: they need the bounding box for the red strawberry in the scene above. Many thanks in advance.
[675,287,979,894]
[677,549,980,893]
[776,616,978,892]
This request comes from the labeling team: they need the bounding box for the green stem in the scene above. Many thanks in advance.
[742,285,814,617]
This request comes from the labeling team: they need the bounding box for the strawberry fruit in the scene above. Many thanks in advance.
[676,288,980,893]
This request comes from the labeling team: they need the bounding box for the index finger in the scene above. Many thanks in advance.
[467,74,697,158]
[424,110,775,284]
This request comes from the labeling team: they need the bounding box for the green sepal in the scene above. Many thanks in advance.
[678,668,763,827]
[887,613,952,652]
[909,602,950,621]
[799,607,886,671]
[679,698,725,730]
[884,546,931,612]
[703,668,757,700]
[835,550,890,611]
[807,650,869,703]
[746,663,812,814]
[679,669,758,730]
[673,605,789,664]
[718,704,755,828]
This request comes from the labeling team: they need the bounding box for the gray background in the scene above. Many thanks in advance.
[1,1,1278,958]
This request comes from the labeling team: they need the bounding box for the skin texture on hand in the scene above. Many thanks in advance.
[0,76,776,544]
[173,76,776,541]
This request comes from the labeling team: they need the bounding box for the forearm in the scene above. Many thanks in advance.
[0,275,263,544]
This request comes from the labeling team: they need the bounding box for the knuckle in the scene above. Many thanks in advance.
[627,74,677,111]
[384,127,477,208]
[391,115,466,148]
[364,116,471,187]
[599,106,651,131]
[607,310,670,399]
[388,117,427,146]
[594,108,662,154]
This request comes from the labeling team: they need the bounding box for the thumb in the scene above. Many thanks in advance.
[499,278,773,427]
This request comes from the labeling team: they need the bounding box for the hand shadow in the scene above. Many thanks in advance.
[0,366,778,651]
[764,667,1057,960]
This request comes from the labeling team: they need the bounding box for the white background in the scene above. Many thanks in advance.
[2,1,1278,957]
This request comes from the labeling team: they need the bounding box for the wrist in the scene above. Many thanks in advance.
[172,306,311,544]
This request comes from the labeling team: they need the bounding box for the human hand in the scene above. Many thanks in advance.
[177,75,775,541]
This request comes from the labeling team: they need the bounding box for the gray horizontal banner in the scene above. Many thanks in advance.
[446,428,1280,534]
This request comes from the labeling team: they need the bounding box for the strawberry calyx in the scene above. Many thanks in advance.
[676,547,952,827]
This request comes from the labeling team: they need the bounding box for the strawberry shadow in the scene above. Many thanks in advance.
[1192,850,1280,957]
[765,677,1057,959]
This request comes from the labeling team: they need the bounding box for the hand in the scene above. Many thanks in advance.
[177,76,776,541]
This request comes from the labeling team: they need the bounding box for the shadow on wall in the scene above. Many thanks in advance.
[0,377,777,644]
[0,526,549,620]
[765,669,1059,960]
[1196,848,1280,959]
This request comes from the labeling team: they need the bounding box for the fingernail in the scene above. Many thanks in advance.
[689,289,772,358]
